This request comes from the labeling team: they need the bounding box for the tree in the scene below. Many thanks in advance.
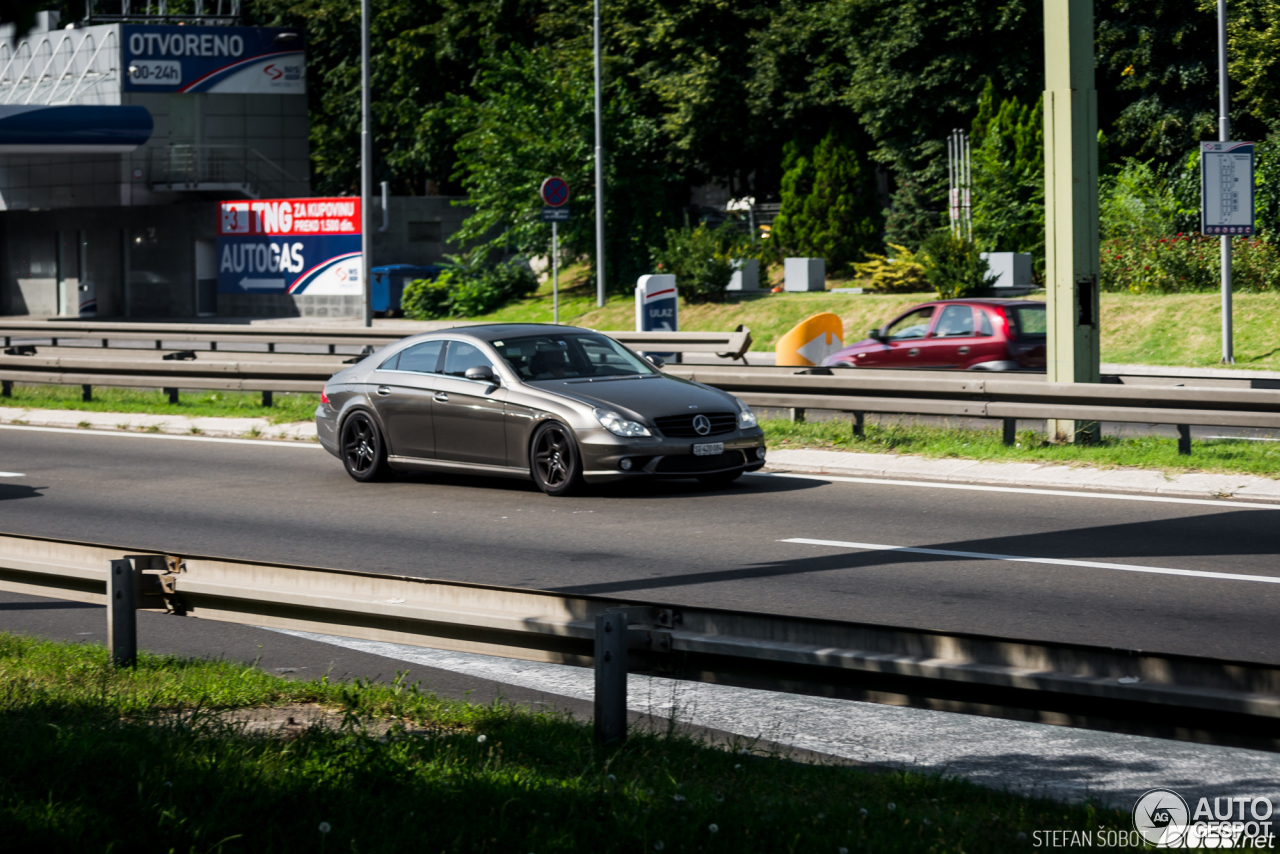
[768,127,883,274]
[969,81,1045,268]
[1222,0,1280,129]
[443,45,682,291]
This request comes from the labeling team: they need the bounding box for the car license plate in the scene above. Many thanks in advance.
[692,442,724,456]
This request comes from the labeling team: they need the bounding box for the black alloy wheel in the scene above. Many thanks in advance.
[340,411,390,482]
[531,422,582,496]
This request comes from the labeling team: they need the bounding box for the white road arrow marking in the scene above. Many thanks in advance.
[795,331,842,365]
[239,277,284,290]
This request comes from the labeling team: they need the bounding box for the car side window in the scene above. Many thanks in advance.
[976,310,994,336]
[396,340,445,374]
[933,305,975,337]
[442,341,496,378]
[885,307,935,340]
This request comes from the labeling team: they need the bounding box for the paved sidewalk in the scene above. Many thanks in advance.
[766,447,1280,504]
[0,406,317,441]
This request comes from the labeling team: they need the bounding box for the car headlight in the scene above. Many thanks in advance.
[594,408,652,437]
[735,397,758,429]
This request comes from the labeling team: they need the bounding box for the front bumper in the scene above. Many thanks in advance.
[579,426,767,483]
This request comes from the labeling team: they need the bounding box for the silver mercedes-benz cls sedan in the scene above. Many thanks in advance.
[315,323,767,495]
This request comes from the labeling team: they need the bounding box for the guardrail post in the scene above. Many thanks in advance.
[107,558,138,667]
[789,408,806,423]
[328,344,336,355]
[262,391,273,408]
[81,384,92,402]
[101,338,108,348]
[1,380,10,398]
[268,343,276,353]
[1003,419,1017,446]
[594,611,628,745]
[155,339,162,350]
[851,411,864,438]
[164,388,179,404]
[210,341,217,352]
[1177,424,1192,455]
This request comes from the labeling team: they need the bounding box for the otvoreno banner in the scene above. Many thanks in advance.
[123,26,305,94]
[217,198,361,296]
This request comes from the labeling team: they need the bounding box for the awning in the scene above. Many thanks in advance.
[0,105,153,153]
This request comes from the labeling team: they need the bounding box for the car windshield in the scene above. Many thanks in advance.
[1008,305,1047,338]
[492,333,657,382]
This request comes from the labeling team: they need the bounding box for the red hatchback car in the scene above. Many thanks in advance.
[822,299,1047,371]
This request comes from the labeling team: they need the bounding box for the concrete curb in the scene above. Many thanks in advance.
[764,448,1280,505]
[0,406,318,442]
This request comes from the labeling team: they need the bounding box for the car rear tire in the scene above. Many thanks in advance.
[340,411,391,482]
[697,469,743,488]
[531,422,582,496]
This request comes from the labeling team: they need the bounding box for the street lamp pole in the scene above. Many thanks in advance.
[1217,0,1234,363]
[593,0,605,308]
[360,0,373,328]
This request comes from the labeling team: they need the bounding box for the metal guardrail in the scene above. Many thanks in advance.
[2,532,1278,748]
[0,322,753,360]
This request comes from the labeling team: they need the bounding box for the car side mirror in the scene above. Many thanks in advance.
[465,365,497,383]
[869,328,887,343]
[645,355,665,369]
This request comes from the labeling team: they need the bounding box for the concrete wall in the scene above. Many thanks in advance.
[370,196,475,266]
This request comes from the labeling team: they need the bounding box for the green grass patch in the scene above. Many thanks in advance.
[765,417,1280,478]
[0,633,1131,852]
[0,383,318,425]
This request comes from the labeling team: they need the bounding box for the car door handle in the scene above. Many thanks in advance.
[433,392,449,402]
[958,346,970,355]
[907,348,920,357]
[376,386,391,396]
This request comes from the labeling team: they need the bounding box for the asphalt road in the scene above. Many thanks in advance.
[2,425,1279,664]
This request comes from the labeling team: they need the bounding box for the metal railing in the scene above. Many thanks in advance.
[3,531,1278,747]
[148,145,304,200]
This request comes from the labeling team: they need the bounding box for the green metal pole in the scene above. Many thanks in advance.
[1043,0,1101,442]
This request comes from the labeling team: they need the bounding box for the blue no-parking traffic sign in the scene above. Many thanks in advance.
[540,176,570,208]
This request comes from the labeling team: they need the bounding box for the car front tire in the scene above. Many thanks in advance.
[340,411,391,482]
[530,421,583,496]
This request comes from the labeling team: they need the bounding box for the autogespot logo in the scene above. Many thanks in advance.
[1133,788,1189,847]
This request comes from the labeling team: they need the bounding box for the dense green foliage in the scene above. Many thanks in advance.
[768,128,883,274]
[235,0,1280,291]
[649,224,752,304]
[968,82,1045,270]
[921,230,997,298]
[0,634,1138,853]
[401,256,538,320]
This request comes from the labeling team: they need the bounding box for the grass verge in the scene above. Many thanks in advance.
[764,417,1280,478]
[0,383,318,425]
[471,266,1280,371]
[0,633,1132,852]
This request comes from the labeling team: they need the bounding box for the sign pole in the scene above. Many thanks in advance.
[593,0,605,308]
[360,0,373,328]
[1218,0,1234,364]
[552,221,559,324]
[1043,0,1101,443]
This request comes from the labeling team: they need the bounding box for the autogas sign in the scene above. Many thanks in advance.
[123,26,305,94]
[217,197,361,296]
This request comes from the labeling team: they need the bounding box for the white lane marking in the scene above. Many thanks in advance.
[0,471,24,477]
[782,537,1280,585]
[748,471,1280,511]
[0,423,321,448]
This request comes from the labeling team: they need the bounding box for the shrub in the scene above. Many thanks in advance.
[401,255,538,320]
[649,223,751,304]
[1101,233,1280,293]
[920,230,997,298]
[853,243,929,293]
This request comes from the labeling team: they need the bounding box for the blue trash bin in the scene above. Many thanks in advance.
[372,264,444,315]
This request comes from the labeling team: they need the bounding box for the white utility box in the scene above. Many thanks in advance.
[727,258,761,291]
[980,252,1033,289]
[784,257,825,292]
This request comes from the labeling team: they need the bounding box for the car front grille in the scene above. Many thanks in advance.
[653,450,746,473]
[653,411,737,438]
